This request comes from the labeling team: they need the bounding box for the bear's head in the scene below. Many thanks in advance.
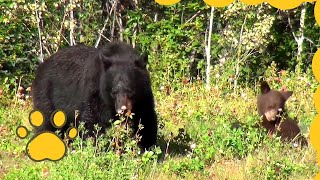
[98,42,150,115]
[257,81,293,122]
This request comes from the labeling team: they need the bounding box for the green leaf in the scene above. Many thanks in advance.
[113,120,122,125]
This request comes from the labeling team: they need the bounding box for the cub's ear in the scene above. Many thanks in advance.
[260,81,271,94]
[135,52,148,69]
[281,91,293,100]
[99,48,112,69]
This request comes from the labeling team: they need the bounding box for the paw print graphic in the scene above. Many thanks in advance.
[16,110,78,162]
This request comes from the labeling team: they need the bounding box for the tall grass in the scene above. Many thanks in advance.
[0,63,318,179]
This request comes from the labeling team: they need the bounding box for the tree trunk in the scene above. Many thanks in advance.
[206,7,214,90]
[34,0,43,62]
[234,16,247,94]
[296,2,306,72]
[287,3,306,73]
[69,0,75,46]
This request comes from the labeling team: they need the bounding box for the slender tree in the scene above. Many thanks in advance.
[206,6,214,90]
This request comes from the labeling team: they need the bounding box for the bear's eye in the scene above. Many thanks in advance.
[128,92,135,99]
[268,105,275,109]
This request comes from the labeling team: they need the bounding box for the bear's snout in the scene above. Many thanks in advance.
[264,109,278,121]
[115,94,132,115]
[117,105,127,114]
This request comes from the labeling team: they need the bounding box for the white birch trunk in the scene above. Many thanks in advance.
[69,0,75,46]
[296,2,306,71]
[206,7,214,90]
[34,0,43,62]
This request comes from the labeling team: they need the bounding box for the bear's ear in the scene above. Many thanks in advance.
[281,91,293,101]
[135,53,148,69]
[260,81,271,94]
[99,49,113,69]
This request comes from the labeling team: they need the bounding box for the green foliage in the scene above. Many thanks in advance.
[0,1,39,85]
[0,1,319,179]
[1,67,318,179]
[124,1,210,88]
[1,0,319,94]
[267,3,320,73]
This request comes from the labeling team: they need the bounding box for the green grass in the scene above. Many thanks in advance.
[0,66,319,179]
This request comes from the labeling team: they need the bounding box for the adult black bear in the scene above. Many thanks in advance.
[31,42,158,150]
[257,81,307,146]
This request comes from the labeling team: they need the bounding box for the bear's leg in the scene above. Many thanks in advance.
[277,118,308,147]
[261,119,277,136]
[135,110,158,151]
[77,108,97,139]
[32,82,56,134]
[77,102,107,140]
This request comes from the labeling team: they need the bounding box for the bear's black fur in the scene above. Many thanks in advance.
[257,81,307,146]
[31,42,158,150]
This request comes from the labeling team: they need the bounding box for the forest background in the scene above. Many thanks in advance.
[1,0,320,179]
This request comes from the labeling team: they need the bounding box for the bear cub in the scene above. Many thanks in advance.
[257,81,307,146]
[31,41,158,151]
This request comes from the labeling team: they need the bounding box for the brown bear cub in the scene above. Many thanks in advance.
[257,81,307,146]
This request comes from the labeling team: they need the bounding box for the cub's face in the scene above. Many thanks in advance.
[257,81,293,121]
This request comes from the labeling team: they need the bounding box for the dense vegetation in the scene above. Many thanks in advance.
[1,0,320,179]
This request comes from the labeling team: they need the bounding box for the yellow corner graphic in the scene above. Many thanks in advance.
[203,0,235,7]
[155,0,318,12]
[310,114,320,151]
[154,0,181,6]
[312,49,320,82]
[315,172,320,180]
[240,0,264,5]
[267,0,304,10]
[312,47,320,180]
[16,109,78,162]
[316,0,320,25]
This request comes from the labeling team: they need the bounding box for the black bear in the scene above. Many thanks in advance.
[31,42,158,150]
[257,81,307,146]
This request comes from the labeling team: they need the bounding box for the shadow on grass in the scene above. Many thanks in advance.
[156,128,193,161]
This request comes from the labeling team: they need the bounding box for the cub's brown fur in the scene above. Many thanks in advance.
[257,81,307,146]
